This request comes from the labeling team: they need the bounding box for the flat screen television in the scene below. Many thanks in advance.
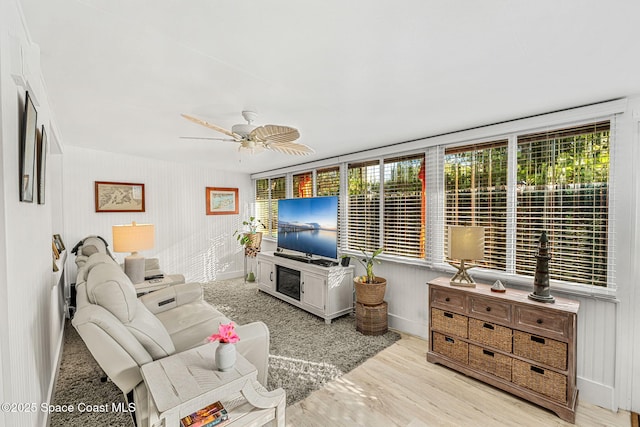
[277,196,338,259]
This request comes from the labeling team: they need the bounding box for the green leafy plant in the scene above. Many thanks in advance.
[233,216,265,246]
[355,247,384,283]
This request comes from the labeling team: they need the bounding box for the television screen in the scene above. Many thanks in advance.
[277,196,338,259]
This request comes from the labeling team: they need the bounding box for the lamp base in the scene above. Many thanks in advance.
[124,252,145,284]
[448,260,476,287]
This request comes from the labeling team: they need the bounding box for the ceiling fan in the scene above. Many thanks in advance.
[181,110,314,156]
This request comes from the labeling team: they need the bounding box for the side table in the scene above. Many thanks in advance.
[140,343,285,427]
[134,274,185,296]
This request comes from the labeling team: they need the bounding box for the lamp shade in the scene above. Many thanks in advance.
[448,226,484,260]
[112,222,155,253]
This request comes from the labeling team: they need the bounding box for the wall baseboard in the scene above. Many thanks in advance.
[43,313,66,427]
[577,376,616,411]
[388,313,428,339]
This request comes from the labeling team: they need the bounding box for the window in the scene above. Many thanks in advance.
[255,177,286,238]
[347,161,381,252]
[444,121,611,287]
[384,154,425,258]
[316,167,340,196]
[347,155,425,258]
[253,112,614,289]
[445,141,508,270]
[293,172,312,198]
[515,122,610,286]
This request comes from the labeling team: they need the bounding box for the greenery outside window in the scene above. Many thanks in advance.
[444,121,611,287]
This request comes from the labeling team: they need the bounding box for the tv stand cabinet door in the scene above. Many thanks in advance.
[257,258,275,292]
[302,272,325,311]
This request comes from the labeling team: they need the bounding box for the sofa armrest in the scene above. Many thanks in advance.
[140,282,203,315]
[236,321,270,386]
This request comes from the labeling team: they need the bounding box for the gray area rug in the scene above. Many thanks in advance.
[51,278,400,426]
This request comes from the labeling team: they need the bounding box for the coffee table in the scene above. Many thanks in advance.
[140,343,285,427]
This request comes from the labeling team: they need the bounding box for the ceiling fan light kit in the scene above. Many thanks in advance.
[181,110,314,156]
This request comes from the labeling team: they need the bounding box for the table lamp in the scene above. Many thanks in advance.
[112,221,155,284]
[448,225,485,287]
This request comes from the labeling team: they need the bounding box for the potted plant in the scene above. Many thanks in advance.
[354,247,386,306]
[233,216,265,249]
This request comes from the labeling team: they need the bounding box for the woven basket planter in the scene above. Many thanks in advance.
[354,277,387,306]
[243,232,263,257]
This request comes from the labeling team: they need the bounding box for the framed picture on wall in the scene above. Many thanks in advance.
[206,187,239,215]
[95,181,145,212]
[37,125,47,205]
[19,91,37,203]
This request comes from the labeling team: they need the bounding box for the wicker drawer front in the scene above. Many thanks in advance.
[432,332,469,365]
[431,288,465,312]
[432,308,468,338]
[512,359,567,403]
[516,306,570,339]
[469,318,513,353]
[513,330,567,370]
[469,296,512,323]
[469,344,512,381]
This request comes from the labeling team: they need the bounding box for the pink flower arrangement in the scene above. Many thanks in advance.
[207,322,240,344]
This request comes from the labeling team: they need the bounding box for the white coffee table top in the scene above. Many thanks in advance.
[141,342,256,414]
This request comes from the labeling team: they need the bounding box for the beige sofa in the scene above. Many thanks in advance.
[71,251,270,427]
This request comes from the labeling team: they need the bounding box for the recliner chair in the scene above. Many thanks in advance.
[71,253,270,427]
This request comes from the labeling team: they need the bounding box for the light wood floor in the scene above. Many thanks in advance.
[286,333,630,427]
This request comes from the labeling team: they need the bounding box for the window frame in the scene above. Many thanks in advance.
[251,100,624,297]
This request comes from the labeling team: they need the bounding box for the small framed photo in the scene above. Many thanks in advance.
[95,181,145,212]
[52,239,60,260]
[206,187,239,215]
[53,234,65,252]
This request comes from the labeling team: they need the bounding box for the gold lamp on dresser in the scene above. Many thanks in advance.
[447,225,485,287]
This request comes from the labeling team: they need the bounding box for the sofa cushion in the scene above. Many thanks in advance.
[155,301,230,352]
[86,264,138,323]
[86,263,176,359]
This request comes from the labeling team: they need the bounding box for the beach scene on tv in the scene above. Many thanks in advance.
[277,196,338,259]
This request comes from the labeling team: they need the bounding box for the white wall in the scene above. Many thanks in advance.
[0,2,65,426]
[63,146,253,284]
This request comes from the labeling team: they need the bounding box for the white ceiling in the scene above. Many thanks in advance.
[18,0,640,174]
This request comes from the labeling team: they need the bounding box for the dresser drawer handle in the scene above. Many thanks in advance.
[531,336,546,345]
[482,349,494,357]
[444,312,454,319]
[483,323,495,330]
[445,297,450,302]
[445,337,455,344]
[486,307,491,312]
[536,318,543,324]
[531,366,545,375]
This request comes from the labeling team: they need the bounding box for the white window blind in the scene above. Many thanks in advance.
[383,154,425,258]
[293,172,313,198]
[347,160,381,252]
[445,140,509,270]
[255,177,285,238]
[515,121,610,287]
[316,167,340,196]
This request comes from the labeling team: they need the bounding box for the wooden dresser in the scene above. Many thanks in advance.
[427,277,579,423]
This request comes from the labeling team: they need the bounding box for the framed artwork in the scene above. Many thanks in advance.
[53,234,65,252]
[19,91,37,202]
[95,181,145,212]
[37,125,47,205]
[206,187,239,215]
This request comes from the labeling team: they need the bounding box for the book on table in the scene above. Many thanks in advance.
[180,401,229,427]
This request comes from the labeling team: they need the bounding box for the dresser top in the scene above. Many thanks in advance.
[428,277,579,314]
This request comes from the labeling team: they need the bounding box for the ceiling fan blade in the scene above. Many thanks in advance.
[179,136,238,142]
[249,125,300,143]
[181,113,243,140]
[266,141,315,156]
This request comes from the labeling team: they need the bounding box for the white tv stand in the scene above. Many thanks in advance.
[256,251,355,324]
